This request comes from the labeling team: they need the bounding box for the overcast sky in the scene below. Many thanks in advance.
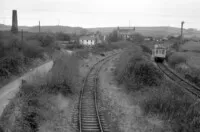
[1,0,200,29]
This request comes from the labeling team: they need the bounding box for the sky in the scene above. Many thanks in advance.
[0,0,200,29]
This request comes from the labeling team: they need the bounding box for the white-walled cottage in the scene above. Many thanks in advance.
[79,36,96,46]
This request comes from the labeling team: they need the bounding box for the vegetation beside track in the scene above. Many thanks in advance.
[115,45,200,131]
[167,40,200,88]
[0,49,121,132]
[0,31,60,87]
[0,52,80,132]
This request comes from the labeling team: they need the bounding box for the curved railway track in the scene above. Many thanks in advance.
[157,62,200,98]
[78,52,119,132]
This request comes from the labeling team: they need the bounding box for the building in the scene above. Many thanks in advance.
[11,10,18,34]
[79,36,96,46]
[117,27,135,40]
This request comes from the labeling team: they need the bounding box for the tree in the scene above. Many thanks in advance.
[130,33,144,43]
[56,32,70,41]
[36,34,55,47]
[107,30,120,42]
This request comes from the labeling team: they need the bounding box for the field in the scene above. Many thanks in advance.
[181,41,200,52]
[87,26,200,38]
[178,41,200,67]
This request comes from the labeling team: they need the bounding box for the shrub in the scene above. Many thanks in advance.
[107,30,121,42]
[56,32,70,41]
[168,52,187,67]
[65,44,84,50]
[140,81,200,131]
[3,36,21,51]
[165,50,174,62]
[0,51,25,77]
[22,42,44,59]
[115,47,163,90]
[140,44,152,54]
[36,34,55,47]
[130,33,144,43]
[75,49,90,59]
[47,53,80,95]
[133,61,163,87]
[92,43,120,54]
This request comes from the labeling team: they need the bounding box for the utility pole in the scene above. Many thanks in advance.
[21,29,23,44]
[39,21,41,33]
[180,21,185,45]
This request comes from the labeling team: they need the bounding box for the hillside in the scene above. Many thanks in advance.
[0,24,86,34]
[87,26,200,38]
[1,24,200,38]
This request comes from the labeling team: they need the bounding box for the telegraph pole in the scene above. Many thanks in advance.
[180,21,185,45]
[39,21,40,33]
[21,29,23,44]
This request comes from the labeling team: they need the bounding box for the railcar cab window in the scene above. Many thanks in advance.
[156,49,159,54]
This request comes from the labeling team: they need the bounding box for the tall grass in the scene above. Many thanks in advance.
[140,81,200,131]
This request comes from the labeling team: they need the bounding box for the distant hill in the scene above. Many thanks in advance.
[0,24,86,34]
[87,26,200,38]
[1,24,200,38]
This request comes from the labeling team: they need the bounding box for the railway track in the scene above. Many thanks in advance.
[78,52,118,132]
[157,62,200,98]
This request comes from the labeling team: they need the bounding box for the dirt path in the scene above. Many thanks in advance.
[98,55,165,132]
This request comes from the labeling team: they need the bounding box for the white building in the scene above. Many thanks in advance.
[79,36,96,46]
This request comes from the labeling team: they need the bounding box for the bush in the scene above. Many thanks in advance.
[92,43,120,54]
[140,44,152,54]
[22,42,44,59]
[65,44,84,50]
[3,36,21,51]
[130,33,144,43]
[56,32,70,41]
[133,61,163,87]
[107,30,121,42]
[141,81,200,131]
[47,53,80,95]
[115,47,163,90]
[0,51,25,77]
[75,49,90,59]
[168,52,187,67]
[36,34,55,47]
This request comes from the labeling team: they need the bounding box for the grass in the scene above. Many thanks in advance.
[181,41,200,52]
[140,81,200,131]
[115,45,200,131]
[167,52,187,67]
[0,53,80,132]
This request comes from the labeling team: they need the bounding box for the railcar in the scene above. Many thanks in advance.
[152,44,166,62]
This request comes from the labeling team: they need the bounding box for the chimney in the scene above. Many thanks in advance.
[11,10,18,34]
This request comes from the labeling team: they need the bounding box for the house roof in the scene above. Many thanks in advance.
[80,36,95,40]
